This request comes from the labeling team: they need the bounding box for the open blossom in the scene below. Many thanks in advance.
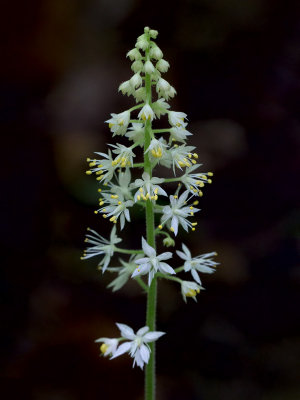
[94,338,118,357]
[97,192,133,230]
[81,226,121,271]
[156,78,176,100]
[106,111,130,136]
[109,143,136,168]
[160,190,200,235]
[111,323,165,369]
[169,126,193,143]
[170,144,198,171]
[125,123,145,146]
[179,164,213,196]
[176,243,218,284]
[132,172,167,202]
[86,150,116,183]
[132,237,175,285]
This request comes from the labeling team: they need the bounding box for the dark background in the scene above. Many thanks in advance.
[1,0,299,399]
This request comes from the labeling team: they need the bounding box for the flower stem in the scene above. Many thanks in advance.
[115,247,143,255]
[144,41,157,400]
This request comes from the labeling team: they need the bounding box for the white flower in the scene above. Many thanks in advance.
[136,34,150,51]
[118,80,135,96]
[134,87,146,102]
[125,122,145,146]
[109,143,135,168]
[138,104,156,121]
[145,138,168,160]
[170,144,197,171]
[107,256,140,292]
[161,190,200,235]
[179,164,213,196]
[97,191,133,230]
[131,172,167,202]
[126,48,142,61]
[156,59,170,73]
[106,111,130,136]
[169,126,193,143]
[131,60,144,73]
[168,111,188,128]
[81,226,121,272]
[156,78,176,100]
[181,281,203,303]
[129,73,143,89]
[149,45,163,60]
[86,150,116,183]
[107,168,133,200]
[151,98,170,118]
[111,323,165,369]
[131,237,175,285]
[176,244,218,284]
[144,60,156,74]
[94,338,118,357]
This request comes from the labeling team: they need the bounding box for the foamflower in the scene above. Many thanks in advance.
[132,237,175,285]
[181,280,203,303]
[176,243,218,284]
[94,338,118,357]
[106,111,130,136]
[111,323,165,369]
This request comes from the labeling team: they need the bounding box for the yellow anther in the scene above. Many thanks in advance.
[100,343,109,354]
[109,216,116,222]
[86,170,92,175]
[170,227,175,232]
[208,179,212,184]
[103,183,108,186]
[183,158,188,162]
[86,158,91,162]
[139,187,144,193]
[188,153,192,158]
[185,161,191,167]
[174,195,178,199]
[102,208,106,212]
[178,161,185,167]
[84,238,88,242]
[145,193,150,200]
[174,144,178,148]
[109,123,114,129]
[189,206,193,209]
[98,188,102,192]
[198,191,203,197]
[186,289,197,297]
[154,195,158,201]
[89,162,96,167]
[200,175,207,180]
[191,159,197,164]
[142,195,147,200]
[192,222,197,226]
[137,195,141,201]
[192,228,195,231]
[193,153,198,159]
[158,225,163,229]
[87,227,90,231]
[111,194,118,199]
[190,186,194,190]
[119,119,124,126]
[193,200,199,205]
[118,201,122,205]
[103,214,107,218]
[95,171,102,175]
[96,177,102,181]
[94,210,98,214]
[154,188,158,194]
[208,172,213,176]
[190,212,194,216]
[99,201,104,206]
[151,149,156,157]
[151,196,155,200]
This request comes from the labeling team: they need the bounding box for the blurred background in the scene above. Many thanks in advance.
[1,0,299,399]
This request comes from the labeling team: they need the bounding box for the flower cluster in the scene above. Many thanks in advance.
[82,27,218,372]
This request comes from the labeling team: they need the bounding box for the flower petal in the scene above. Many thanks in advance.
[110,341,131,359]
[139,344,150,363]
[157,251,172,261]
[136,326,150,336]
[159,262,175,275]
[191,269,201,284]
[143,331,166,342]
[142,237,156,257]
[116,323,136,340]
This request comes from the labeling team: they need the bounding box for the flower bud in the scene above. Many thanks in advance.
[163,237,175,247]
[144,60,155,74]
[130,73,142,88]
[150,29,158,39]
[131,60,144,73]
[126,48,142,61]
[156,59,170,73]
[150,46,163,60]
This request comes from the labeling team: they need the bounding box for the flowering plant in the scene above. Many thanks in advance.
[82,27,218,400]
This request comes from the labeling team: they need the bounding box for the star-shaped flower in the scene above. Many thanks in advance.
[111,323,165,369]
[176,243,218,284]
[131,237,175,285]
